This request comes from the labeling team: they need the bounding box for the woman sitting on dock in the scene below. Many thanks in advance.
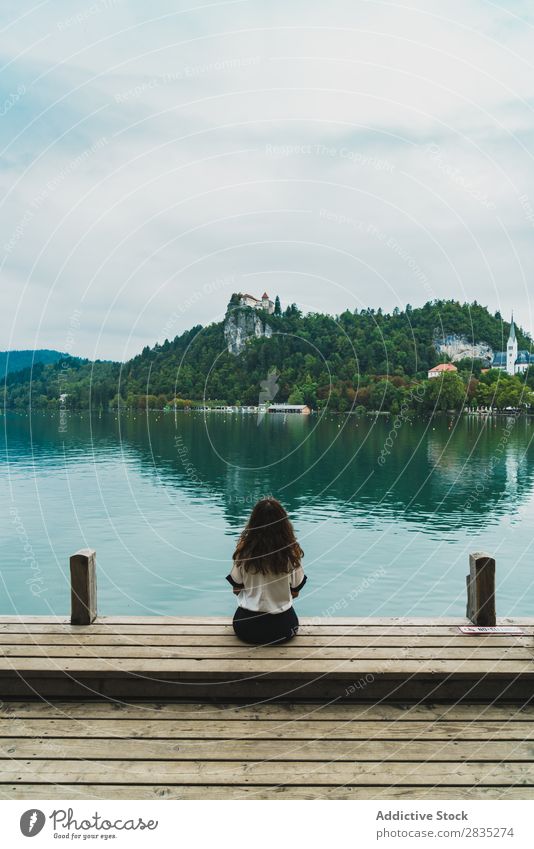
[226,497,307,645]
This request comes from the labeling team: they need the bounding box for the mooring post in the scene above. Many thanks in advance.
[466,551,496,626]
[70,548,97,625]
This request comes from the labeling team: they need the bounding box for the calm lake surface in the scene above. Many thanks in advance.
[2,410,534,617]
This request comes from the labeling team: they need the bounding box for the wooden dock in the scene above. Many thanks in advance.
[2,698,534,799]
[0,549,530,799]
[1,614,534,799]
[0,615,533,701]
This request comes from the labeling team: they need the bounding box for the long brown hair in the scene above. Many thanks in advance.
[233,497,304,575]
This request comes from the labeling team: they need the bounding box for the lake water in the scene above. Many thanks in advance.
[1,410,534,618]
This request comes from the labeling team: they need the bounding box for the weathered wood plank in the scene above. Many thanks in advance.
[2,737,534,761]
[3,676,531,701]
[0,634,531,647]
[0,616,483,626]
[0,657,532,674]
[3,701,533,721]
[1,616,533,631]
[1,645,532,660]
[1,624,533,636]
[1,759,533,785]
[1,784,532,800]
[1,719,532,740]
[0,616,261,628]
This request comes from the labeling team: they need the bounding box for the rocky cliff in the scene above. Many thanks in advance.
[224,307,273,355]
[434,333,494,363]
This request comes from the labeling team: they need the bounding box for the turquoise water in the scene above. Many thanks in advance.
[1,411,534,617]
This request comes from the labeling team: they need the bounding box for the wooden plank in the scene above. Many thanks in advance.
[3,701,533,721]
[0,657,533,675]
[1,624,533,637]
[0,633,532,647]
[1,719,533,740]
[2,676,531,701]
[1,759,533,784]
[3,615,534,626]
[2,737,534,762]
[0,617,246,627]
[2,784,533,800]
[0,616,479,626]
[1,645,532,660]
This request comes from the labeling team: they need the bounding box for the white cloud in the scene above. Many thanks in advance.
[2,0,534,357]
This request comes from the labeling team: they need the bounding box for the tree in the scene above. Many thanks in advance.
[455,358,484,378]
[300,373,318,408]
[284,303,301,318]
[369,379,398,411]
[288,387,304,404]
[274,295,281,316]
[423,373,466,411]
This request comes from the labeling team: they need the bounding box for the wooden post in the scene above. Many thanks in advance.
[466,551,496,626]
[70,549,97,625]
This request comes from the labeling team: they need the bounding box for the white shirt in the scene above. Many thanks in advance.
[227,562,307,613]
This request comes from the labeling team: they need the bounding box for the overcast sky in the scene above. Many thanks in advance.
[2,0,534,360]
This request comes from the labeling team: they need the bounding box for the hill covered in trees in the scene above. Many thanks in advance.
[4,299,534,414]
[0,349,67,379]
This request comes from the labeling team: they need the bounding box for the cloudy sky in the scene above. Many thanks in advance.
[1,0,534,360]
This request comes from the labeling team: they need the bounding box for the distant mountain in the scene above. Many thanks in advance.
[0,349,68,380]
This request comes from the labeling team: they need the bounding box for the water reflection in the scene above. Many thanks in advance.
[2,410,534,616]
[3,411,534,530]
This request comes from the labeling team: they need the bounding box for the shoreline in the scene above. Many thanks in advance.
[3,407,534,419]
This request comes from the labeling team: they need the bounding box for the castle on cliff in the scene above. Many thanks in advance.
[224,293,276,354]
[239,292,275,314]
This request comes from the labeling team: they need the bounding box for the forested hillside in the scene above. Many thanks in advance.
[0,349,67,379]
[4,300,534,413]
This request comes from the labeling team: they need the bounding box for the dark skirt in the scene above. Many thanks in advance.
[233,605,299,645]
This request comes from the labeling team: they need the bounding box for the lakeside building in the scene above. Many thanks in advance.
[428,363,458,379]
[492,315,534,375]
[239,292,275,314]
[268,404,311,415]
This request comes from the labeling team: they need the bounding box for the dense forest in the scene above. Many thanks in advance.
[4,299,534,414]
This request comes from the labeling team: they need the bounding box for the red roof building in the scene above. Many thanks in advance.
[428,363,458,379]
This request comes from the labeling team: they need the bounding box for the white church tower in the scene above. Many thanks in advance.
[506,314,518,375]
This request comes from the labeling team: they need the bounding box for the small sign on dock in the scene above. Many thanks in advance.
[459,625,526,635]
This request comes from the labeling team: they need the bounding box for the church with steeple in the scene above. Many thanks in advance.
[491,315,534,375]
